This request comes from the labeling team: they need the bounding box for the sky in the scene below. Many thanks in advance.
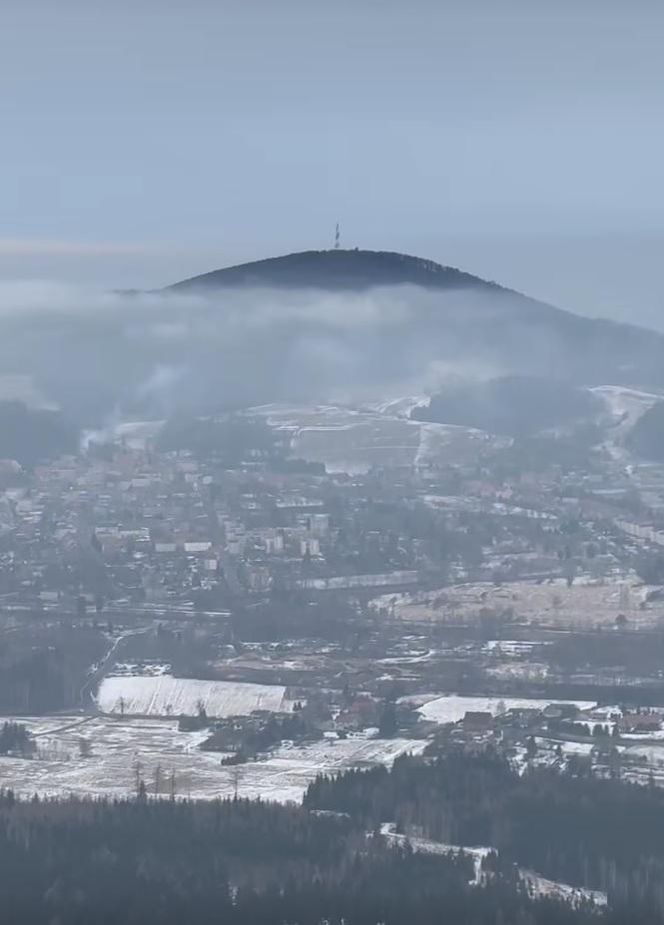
[3,0,664,327]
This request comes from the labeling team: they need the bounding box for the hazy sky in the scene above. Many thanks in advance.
[3,0,664,326]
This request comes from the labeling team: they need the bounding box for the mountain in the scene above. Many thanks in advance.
[4,249,664,432]
[164,249,664,394]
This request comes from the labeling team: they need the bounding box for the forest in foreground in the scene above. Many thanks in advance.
[1,748,664,924]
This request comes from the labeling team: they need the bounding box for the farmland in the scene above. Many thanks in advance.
[0,715,424,803]
[96,676,296,718]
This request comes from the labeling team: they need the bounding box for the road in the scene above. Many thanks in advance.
[78,627,150,713]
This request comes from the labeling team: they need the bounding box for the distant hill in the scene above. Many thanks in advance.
[164,249,664,395]
[5,249,664,428]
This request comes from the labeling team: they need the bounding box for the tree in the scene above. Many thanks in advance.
[635,553,664,586]
[378,700,397,738]
[230,763,242,799]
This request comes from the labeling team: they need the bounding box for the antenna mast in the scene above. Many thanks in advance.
[334,223,340,250]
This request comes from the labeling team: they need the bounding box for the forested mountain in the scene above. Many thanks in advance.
[5,250,664,430]
[164,249,664,395]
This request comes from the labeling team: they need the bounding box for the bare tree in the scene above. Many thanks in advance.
[133,757,143,797]
[229,763,241,799]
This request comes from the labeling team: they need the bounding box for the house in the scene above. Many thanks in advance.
[154,542,177,554]
[184,541,212,554]
[502,707,542,728]
[619,712,663,734]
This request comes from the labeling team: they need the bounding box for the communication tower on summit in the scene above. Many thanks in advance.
[334,223,341,249]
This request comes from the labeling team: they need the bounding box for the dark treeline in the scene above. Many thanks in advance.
[202,712,309,758]
[156,415,276,464]
[548,631,664,678]
[467,680,664,709]
[627,401,664,461]
[0,721,34,755]
[228,594,364,643]
[0,626,106,713]
[412,376,600,438]
[305,749,664,917]
[0,789,637,925]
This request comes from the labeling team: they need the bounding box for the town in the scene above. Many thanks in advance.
[1,394,664,805]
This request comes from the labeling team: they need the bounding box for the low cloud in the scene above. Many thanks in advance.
[0,277,598,427]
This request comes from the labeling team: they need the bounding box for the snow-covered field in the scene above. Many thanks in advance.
[96,676,295,717]
[622,743,664,766]
[380,577,657,628]
[0,716,425,803]
[621,729,664,741]
[413,694,596,725]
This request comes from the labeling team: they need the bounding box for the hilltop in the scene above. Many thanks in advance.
[163,248,664,395]
[166,248,505,293]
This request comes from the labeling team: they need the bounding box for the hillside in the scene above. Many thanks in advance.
[413,376,602,437]
[164,249,664,395]
[626,401,664,460]
[0,401,77,467]
[5,249,664,429]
